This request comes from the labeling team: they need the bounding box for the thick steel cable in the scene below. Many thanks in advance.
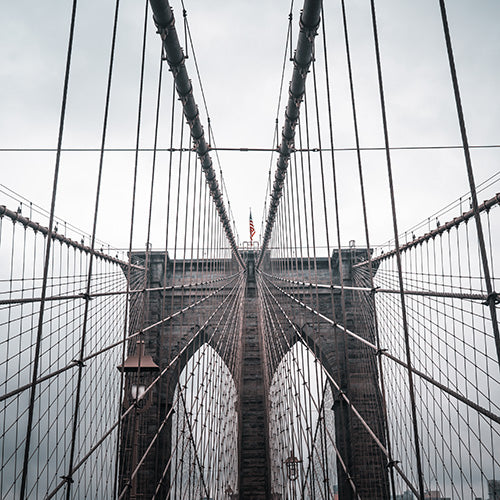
[0,206,142,269]
[260,271,500,425]
[257,0,322,266]
[369,1,426,496]
[354,193,500,268]
[19,2,79,497]
[148,0,244,269]
[0,184,127,256]
[63,1,122,495]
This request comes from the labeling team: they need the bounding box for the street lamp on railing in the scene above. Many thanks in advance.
[118,340,159,409]
[284,455,301,481]
[224,484,238,499]
[117,340,159,498]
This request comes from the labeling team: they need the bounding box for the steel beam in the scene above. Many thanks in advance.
[0,205,141,269]
[353,192,500,268]
[257,0,322,267]
[149,0,244,269]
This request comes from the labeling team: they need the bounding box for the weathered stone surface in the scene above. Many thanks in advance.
[118,252,240,499]
[238,255,271,498]
[262,250,390,499]
[118,249,389,499]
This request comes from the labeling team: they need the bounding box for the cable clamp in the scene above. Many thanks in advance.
[293,57,310,78]
[375,348,387,357]
[79,292,92,301]
[192,137,201,151]
[333,389,345,402]
[61,475,74,484]
[156,12,175,41]
[157,26,170,41]
[185,108,200,126]
[370,286,380,296]
[288,88,304,107]
[483,292,499,306]
[72,359,86,368]
[386,460,400,469]
[299,15,320,42]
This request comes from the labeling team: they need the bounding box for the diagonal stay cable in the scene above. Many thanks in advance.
[439,0,500,367]
[0,273,242,403]
[44,274,244,500]
[260,271,490,302]
[258,274,421,498]
[114,276,245,500]
[0,273,236,305]
[19,1,79,497]
[259,271,500,426]
[152,277,245,498]
[258,277,360,498]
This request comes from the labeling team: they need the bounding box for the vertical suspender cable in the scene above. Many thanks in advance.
[19,1,79,498]
[369,1,426,497]
[121,1,150,496]
[257,0,322,267]
[338,0,397,495]
[64,1,122,496]
[438,0,500,367]
[148,0,244,269]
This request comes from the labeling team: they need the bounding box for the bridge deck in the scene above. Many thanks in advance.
[239,277,270,498]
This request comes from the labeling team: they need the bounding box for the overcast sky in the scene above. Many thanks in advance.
[1,3,499,497]
[1,0,499,251]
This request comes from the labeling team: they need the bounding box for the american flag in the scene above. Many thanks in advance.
[249,209,256,242]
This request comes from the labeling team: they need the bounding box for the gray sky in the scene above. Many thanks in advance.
[1,3,499,497]
[1,0,500,251]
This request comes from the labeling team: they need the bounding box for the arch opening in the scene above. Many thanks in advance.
[170,343,238,498]
[268,340,337,499]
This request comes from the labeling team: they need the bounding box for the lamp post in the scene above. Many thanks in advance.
[225,484,238,498]
[118,340,159,408]
[284,455,301,481]
[117,340,159,499]
[225,485,233,496]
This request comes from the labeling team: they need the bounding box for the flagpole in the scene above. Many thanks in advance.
[249,208,255,244]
